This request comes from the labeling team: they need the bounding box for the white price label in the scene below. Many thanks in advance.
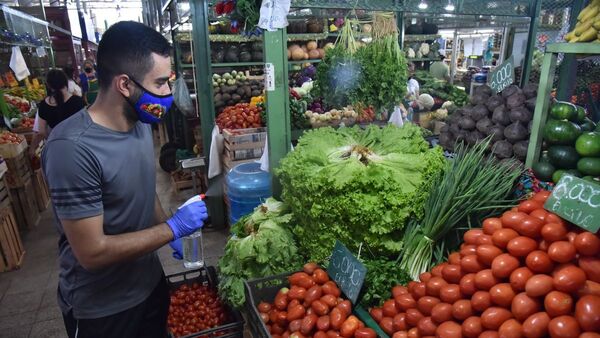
[264,63,275,91]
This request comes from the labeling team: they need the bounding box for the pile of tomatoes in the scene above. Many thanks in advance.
[167,283,230,337]
[370,190,600,338]
[257,263,377,338]
[19,117,34,129]
[216,103,263,130]
[0,131,23,145]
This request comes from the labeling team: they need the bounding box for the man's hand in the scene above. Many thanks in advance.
[166,196,208,240]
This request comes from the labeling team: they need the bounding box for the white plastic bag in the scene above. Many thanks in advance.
[258,0,291,32]
[208,125,224,179]
[173,76,195,117]
[9,47,30,81]
[388,106,405,127]
[259,135,269,172]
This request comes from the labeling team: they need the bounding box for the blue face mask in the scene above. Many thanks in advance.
[127,78,173,124]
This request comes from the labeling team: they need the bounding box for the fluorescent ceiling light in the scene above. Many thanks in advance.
[418,1,428,9]
[445,1,455,11]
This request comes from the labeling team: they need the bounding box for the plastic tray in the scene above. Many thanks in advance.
[244,271,389,338]
[166,267,244,338]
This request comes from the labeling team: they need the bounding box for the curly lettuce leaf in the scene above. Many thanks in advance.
[276,124,445,262]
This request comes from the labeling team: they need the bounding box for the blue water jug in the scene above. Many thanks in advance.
[226,162,272,225]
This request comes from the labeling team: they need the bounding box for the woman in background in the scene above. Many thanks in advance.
[29,69,85,156]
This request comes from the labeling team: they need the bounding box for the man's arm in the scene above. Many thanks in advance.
[154,193,168,224]
[61,216,173,271]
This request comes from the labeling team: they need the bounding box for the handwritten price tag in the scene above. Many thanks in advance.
[544,175,600,233]
[488,56,515,94]
[327,241,367,304]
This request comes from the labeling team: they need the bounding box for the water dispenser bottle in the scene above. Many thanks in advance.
[226,162,272,225]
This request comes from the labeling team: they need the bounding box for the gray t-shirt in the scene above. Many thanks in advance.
[42,109,162,319]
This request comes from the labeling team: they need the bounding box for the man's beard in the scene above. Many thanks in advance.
[123,89,142,124]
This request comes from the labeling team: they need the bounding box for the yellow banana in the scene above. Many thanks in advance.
[575,20,594,35]
[579,26,598,41]
[581,6,599,22]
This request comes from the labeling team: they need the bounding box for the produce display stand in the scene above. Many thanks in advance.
[169,0,556,224]
[166,266,245,338]
[526,42,600,168]
[244,271,389,338]
[32,168,49,212]
[0,168,24,272]
[0,137,38,229]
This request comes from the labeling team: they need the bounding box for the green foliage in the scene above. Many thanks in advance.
[415,70,469,107]
[360,258,411,308]
[218,198,303,308]
[314,46,361,108]
[275,124,445,263]
[352,34,408,114]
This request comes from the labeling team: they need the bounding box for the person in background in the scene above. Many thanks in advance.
[42,21,207,338]
[79,59,99,105]
[29,69,85,156]
[430,54,451,81]
[406,62,420,100]
[64,66,82,97]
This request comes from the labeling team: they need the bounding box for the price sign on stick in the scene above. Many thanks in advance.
[327,241,367,304]
[488,56,515,94]
[544,175,600,233]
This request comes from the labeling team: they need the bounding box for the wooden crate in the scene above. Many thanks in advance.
[5,151,32,188]
[0,138,27,158]
[171,170,205,194]
[0,175,24,272]
[222,128,267,147]
[32,169,50,212]
[10,177,40,230]
[14,129,34,144]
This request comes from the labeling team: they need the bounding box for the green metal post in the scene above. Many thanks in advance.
[556,0,586,101]
[190,0,226,227]
[526,51,557,168]
[190,1,214,154]
[521,0,541,86]
[263,29,291,198]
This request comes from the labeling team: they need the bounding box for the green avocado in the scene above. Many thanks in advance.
[550,101,577,121]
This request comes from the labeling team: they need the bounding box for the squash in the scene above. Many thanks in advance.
[292,48,305,61]
[308,49,320,59]
[307,41,318,51]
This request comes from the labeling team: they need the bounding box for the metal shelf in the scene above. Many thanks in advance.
[211,62,264,67]
[289,59,322,65]
[287,32,330,41]
[404,34,441,42]
[407,58,438,62]
[180,64,195,69]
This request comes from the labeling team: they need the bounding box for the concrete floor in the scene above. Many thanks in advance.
[0,135,230,338]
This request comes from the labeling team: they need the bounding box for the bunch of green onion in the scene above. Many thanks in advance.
[399,138,523,280]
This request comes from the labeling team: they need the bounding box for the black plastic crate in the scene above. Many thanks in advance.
[244,271,389,338]
[166,266,244,338]
[244,272,291,338]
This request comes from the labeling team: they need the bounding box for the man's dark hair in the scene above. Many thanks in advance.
[96,21,171,90]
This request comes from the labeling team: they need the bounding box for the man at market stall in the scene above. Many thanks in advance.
[42,21,207,338]
[430,54,451,82]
